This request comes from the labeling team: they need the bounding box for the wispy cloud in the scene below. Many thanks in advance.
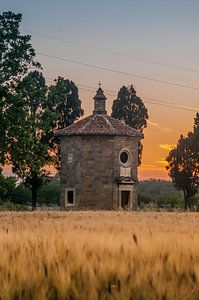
[148,120,173,133]
[141,164,157,168]
[161,127,173,133]
[159,144,175,151]
[156,159,168,165]
[148,120,159,127]
[140,164,167,171]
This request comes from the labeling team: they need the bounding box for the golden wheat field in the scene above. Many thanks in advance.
[0,211,199,300]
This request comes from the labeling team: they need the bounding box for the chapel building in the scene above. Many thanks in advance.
[55,85,143,210]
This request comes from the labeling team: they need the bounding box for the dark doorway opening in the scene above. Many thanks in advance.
[67,190,74,204]
[121,191,130,209]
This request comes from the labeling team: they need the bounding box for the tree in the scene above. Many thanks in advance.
[190,112,199,186]
[111,85,148,164]
[0,11,39,85]
[0,11,39,165]
[6,71,55,210]
[166,114,199,210]
[0,86,8,165]
[47,77,84,169]
[0,169,16,202]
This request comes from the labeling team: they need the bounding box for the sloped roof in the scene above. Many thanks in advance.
[55,114,143,138]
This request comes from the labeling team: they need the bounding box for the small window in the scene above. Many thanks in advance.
[67,191,74,204]
[120,151,129,164]
[65,188,75,206]
[68,153,73,164]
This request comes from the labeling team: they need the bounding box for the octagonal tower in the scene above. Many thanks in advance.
[55,85,143,210]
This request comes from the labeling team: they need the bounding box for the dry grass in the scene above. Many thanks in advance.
[0,211,199,299]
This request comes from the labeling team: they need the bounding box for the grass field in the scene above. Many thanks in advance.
[0,211,199,300]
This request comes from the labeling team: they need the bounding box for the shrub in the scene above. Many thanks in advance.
[10,184,32,204]
[0,170,16,202]
[37,181,60,205]
[137,192,155,209]
[155,193,184,209]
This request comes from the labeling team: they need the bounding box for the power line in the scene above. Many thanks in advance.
[141,98,199,112]
[22,29,199,74]
[38,52,199,91]
[80,87,199,112]
[45,77,199,112]
[77,84,199,111]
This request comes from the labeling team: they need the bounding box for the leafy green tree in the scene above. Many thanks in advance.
[0,86,8,165]
[189,112,199,186]
[111,85,148,164]
[0,11,39,165]
[0,11,39,84]
[37,181,60,205]
[48,77,83,128]
[6,71,55,210]
[47,77,84,169]
[0,169,16,202]
[166,114,199,210]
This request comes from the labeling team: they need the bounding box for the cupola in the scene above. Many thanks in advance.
[93,82,107,115]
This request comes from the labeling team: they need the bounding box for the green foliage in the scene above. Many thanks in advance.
[0,169,16,201]
[37,181,59,205]
[0,201,28,211]
[138,179,176,196]
[48,77,84,129]
[10,184,32,204]
[111,85,148,164]
[166,113,199,210]
[0,86,8,165]
[0,11,39,165]
[138,180,184,210]
[6,71,56,209]
[156,193,184,210]
[137,192,153,209]
[9,181,59,206]
[0,11,39,85]
[189,194,199,211]
[47,77,84,169]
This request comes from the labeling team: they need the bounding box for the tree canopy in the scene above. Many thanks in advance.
[48,77,84,129]
[47,77,84,169]
[111,85,148,164]
[0,12,85,208]
[0,11,39,166]
[0,11,39,85]
[6,71,56,210]
[166,113,199,210]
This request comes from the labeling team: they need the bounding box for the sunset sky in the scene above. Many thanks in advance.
[1,0,199,179]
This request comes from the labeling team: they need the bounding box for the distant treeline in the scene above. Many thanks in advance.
[1,175,199,211]
[0,170,60,210]
[138,179,199,211]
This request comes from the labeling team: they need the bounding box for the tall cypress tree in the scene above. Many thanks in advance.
[47,77,84,169]
[111,85,148,164]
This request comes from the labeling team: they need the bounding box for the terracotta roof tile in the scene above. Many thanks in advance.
[55,114,143,138]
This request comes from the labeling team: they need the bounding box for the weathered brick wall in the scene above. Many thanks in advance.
[60,135,139,210]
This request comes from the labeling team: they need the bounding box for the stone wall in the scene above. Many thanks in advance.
[60,135,139,210]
